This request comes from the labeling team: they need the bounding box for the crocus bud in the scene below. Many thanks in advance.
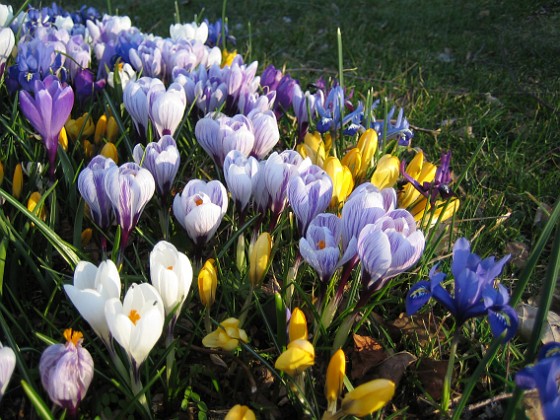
[27,191,47,221]
[12,163,23,199]
[224,404,256,420]
[340,379,395,417]
[58,127,68,151]
[323,156,354,209]
[341,148,362,180]
[0,161,3,185]
[81,228,93,247]
[297,132,326,167]
[249,232,272,288]
[370,154,400,189]
[325,349,345,413]
[202,317,249,351]
[65,113,95,141]
[0,341,16,401]
[82,140,94,159]
[39,329,94,416]
[288,307,308,342]
[274,339,315,377]
[356,129,378,179]
[198,258,217,308]
[236,235,247,273]
[106,116,119,142]
[94,114,107,144]
[100,142,118,163]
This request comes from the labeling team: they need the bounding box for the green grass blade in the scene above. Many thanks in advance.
[21,380,54,420]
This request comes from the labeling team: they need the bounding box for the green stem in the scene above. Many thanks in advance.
[158,207,169,241]
[204,307,212,335]
[238,286,254,327]
[130,363,149,414]
[442,331,461,413]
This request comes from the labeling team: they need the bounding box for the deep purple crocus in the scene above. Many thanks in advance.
[406,237,517,342]
[19,75,74,180]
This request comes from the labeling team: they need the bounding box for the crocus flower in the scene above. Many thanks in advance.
[288,307,308,342]
[150,240,193,319]
[65,113,94,141]
[323,156,354,209]
[105,282,165,370]
[248,109,279,160]
[172,179,228,246]
[297,131,327,167]
[370,154,400,189]
[18,75,74,179]
[0,342,16,402]
[406,237,518,341]
[104,162,155,251]
[64,260,121,348]
[339,379,395,417]
[249,232,272,288]
[78,155,117,230]
[198,258,217,308]
[225,404,256,420]
[133,135,180,197]
[12,163,23,199]
[354,129,378,180]
[274,339,315,377]
[223,150,259,214]
[170,21,209,43]
[325,349,346,414]
[148,82,187,137]
[292,84,321,141]
[0,27,15,79]
[202,317,249,351]
[39,329,94,416]
[123,77,165,138]
[398,150,437,209]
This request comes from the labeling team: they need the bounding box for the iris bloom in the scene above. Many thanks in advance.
[406,237,518,341]
[39,329,94,416]
[0,341,16,402]
[18,75,74,179]
[316,85,363,135]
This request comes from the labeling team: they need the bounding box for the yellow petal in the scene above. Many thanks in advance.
[325,349,346,411]
[249,232,271,288]
[356,129,378,178]
[82,140,94,159]
[288,307,308,342]
[81,228,93,247]
[12,163,23,200]
[100,142,118,163]
[224,404,256,420]
[341,148,362,180]
[324,156,354,209]
[274,339,315,376]
[0,160,4,186]
[341,379,395,417]
[107,116,119,143]
[58,127,68,151]
[371,154,400,189]
[198,258,217,308]
[94,114,107,144]
[27,191,47,221]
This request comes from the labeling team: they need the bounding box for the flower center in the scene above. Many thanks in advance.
[128,309,141,325]
[167,265,174,270]
[317,240,326,250]
[63,328,83,346]
[195,197,204,206]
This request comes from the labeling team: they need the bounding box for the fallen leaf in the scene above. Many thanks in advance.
[521,389,544,420]
[368,351,417,387]
[516,303,560,343]
[388,312,445,347]
[350,334,387,380]
[416,359,449,401]
[505,241,530,268]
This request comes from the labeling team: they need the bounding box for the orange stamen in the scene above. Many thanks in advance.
[195,197,203,206]
[128,309,141,325]
[63,328,83,346]
[317,240,326,250]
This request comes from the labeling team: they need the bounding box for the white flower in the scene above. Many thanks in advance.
[0,27,15,72]
[107,63,136,89]
[105,283,164,368]
[223,150,259,213]
[64,260,121,347]
[0,342,16,401]
[150,241,193,317]
[0,4,13,27]
[169,21,208,43]
[148,82,187,137]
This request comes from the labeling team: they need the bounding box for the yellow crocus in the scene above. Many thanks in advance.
[65,113,94,141]
[82,140,94,159]
[27,191,47,221]
[371,154,400,189]
[81,228,93,248]
[100,142,118,163]
[221,48,238,67]
[94,114,107,144]
[224,405,256,420]
[248,232,271,288]
[325,349,346,414]
[324,156,354,209]
[340,379,395,417]
[198,258,218,308]
[341,148,362,180]
[356,128,378,179]
[12,163,23,199]
[274,339,315,377]
[411,197,460,227]
[288,307,308,342]
[0,160,4,186]
[297,131,326,167]
[106,116,119,143]
[398,150,437,209]
[202,317,249,351]
[58,127,68,151]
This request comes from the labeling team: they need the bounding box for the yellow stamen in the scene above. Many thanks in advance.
[167,265,174,270]
[63,328,83,346]
[128,309,141,325]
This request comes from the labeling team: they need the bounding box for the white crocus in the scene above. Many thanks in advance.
[105,283,164,369]
[169,21,208,43]
[148,82,187,138]
[150,241,193,318]
[64,260,121,347]
[0,341,16,401]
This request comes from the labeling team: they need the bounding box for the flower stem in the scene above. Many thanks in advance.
[130,362,149,414]
[238,286,254,327]
[441,330,461,413]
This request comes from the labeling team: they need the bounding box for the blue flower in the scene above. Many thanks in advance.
[371,106,413,146]
[406,237,517,341]
[316,85,363,135]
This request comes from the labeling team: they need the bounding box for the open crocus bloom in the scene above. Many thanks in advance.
[202,317,249,351]
[0,341,16,402]
[105,283,164,369]
[64,260,121,347]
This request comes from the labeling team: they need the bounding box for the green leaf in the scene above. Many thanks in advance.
[21,380,54,420]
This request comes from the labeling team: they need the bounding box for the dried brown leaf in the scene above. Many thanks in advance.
[416,358,449,401]
[369,351,417,387]
[350,334,388,380]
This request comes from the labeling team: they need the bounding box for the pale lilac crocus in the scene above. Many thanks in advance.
[0,27,15,79]
[223,150,259,216]
[39,329,94,416]
[248,109,279,159]
[0,341,16,402]
[123,77,165,139]
[288,164,333,236]
[18,75,74,179]
[133,135,180,197]
[148,82,187,137]
[104,163,155,254]
[173,179,228,246]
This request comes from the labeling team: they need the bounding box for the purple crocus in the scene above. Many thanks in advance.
[19,75,74,180]
[104,162,155,252]
[515,343,560,419]
[260,64,283,93]
[78,155,117,230]
[406,237,517,341]
[273,73,297,119]
[123,77,165,139]
[299,213,342,283]
[288,164,333,236]
[172,179,228,246]
[148,82,187,137]
[133,135,180,197]
[39,329,94,416]
[223,150,259,215]
[248,109,279,160]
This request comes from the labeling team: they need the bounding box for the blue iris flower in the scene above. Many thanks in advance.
[371,105,413,146]
[406,237,518,342]
[316,85,363,135]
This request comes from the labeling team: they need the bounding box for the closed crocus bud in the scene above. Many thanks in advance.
[80,228,93,248]
[64,260,121,347]
[12,163,23,200]
[100,142,118,163]
[39,329,94,416]
[274,339,315,376]
[248,109,280,160]
[0,341,16,402]
[150,240,193,318]
[224,404,256,420]
[288,307,308,342]
[27,191,47,221]
[398,150,436,209]
[297,131,326,167]
[356,129,378,179]
[371,154,400,189]
[323,156,354,209]
[410,197,460,227]
[82,140,94,159]
[249,232,271,288]
[325,349,346,414]
[94,114,107,144]
[58,127,68,151]
[198,258,217,308]
[341,148,362,180]
[106,116,119,143]
[202,317,249,351]
[0,161,4,185]
[148,82,187,137]
[340,379,395,417]
[65,113,95,141]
